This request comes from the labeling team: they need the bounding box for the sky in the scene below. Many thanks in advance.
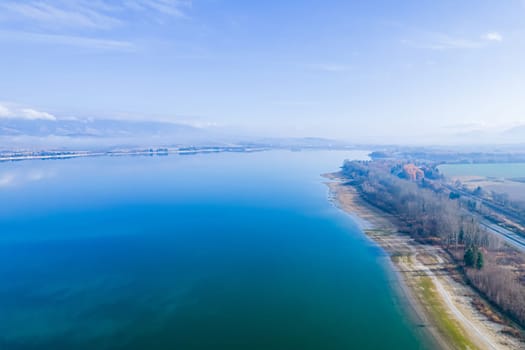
[0,0,524,143]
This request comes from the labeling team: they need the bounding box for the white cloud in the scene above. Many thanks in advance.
[0,104,10,117]
[0,103,57,121]
[482,32,503,42]
[20,108,56,121]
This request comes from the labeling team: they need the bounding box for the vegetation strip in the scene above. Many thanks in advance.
[326,167,525,349]
[340,159,525,329]
[417,276,476,349]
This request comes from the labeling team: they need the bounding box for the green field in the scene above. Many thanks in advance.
[439,163,525,203]
[439,163,525,179]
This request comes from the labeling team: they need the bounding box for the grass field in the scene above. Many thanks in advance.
[439,163,525,203]
[439,163,525,179]
[418,277,476,350]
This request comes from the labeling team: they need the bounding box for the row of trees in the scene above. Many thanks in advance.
[342,160,499,250]
[341,160,525,326]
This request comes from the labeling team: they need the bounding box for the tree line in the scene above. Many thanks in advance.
[341,160,525,326]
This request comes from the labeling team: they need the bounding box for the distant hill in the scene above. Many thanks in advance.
[0,118,200,138]
[0,118,225,149]
[0,118,357,151]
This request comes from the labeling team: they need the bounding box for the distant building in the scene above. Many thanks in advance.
[401,164,424,181]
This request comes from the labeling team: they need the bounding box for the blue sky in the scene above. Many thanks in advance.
[0,0,524,142]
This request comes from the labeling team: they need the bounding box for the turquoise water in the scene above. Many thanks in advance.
[0,151,430,349]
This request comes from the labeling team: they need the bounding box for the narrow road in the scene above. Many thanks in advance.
[443,183,525,251]
[410,246,500,350]
[481,221,525,252]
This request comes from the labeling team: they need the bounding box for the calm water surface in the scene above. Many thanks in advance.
[0,150,431,349]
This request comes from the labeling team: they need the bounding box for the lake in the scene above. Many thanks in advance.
[0,150,431,349]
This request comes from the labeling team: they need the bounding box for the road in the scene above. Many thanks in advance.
[481,220,525,252]
[443,183,525,251]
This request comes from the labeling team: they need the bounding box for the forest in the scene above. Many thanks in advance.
[341,160,525,327]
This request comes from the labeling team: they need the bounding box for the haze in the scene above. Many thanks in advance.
[1,0,525,144]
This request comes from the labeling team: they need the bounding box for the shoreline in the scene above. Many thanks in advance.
[324,172,523,350]
[0,147,268,163]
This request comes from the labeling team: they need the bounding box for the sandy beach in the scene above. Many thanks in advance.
[325,173,524,350]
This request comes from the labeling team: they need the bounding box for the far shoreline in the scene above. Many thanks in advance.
[0,146,270,163]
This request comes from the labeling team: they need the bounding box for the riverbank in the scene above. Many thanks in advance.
[325,172,524,350]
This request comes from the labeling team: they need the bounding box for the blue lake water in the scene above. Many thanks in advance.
[0,150,431,349]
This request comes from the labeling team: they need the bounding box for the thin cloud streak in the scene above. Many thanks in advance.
[125,0,192,18]
[306,63,352,72]
[401,35,484,50]
[401,30,504,50]
[0,1,121,29]
[0,1,192,29]
[0,31,136,51]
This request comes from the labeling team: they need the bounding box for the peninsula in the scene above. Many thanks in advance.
[326,157,525,349]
